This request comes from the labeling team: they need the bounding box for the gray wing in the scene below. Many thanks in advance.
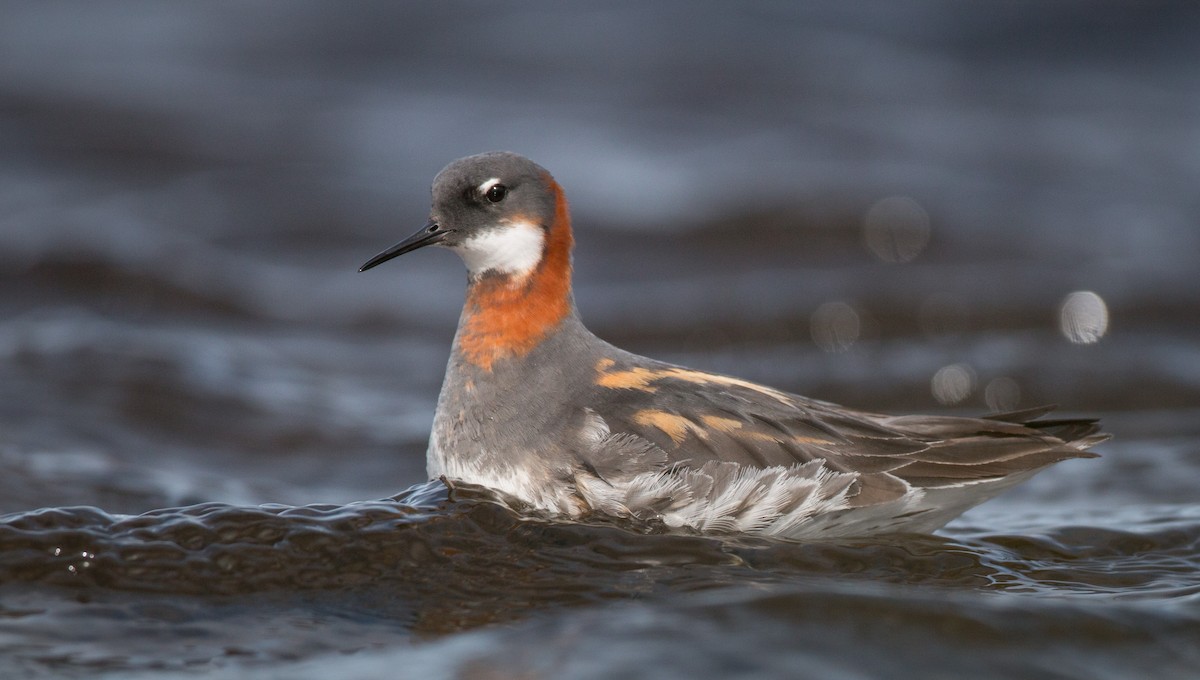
[579,357,1104,510]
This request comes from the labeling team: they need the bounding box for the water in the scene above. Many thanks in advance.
[2,484,1199,677]
[2,2,1199,678]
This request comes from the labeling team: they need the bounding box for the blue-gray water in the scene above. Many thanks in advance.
[1,2,1198,678]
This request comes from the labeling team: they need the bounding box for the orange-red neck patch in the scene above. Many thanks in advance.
[457,177,573,371]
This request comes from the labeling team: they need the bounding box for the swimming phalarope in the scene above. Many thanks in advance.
[360,152,1106,538]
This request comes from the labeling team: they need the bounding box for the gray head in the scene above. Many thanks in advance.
[359,152,565,278]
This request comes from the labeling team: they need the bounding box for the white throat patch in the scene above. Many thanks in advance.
[453,221,545,277]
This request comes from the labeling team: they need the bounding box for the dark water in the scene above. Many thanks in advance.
[2,2,1199,678]
[2,483,1199,678]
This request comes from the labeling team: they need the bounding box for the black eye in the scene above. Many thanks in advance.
[485,184,507,203]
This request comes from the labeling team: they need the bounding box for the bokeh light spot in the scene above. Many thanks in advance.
[931,362,976,405]
[1059,291,1109,344]
[863,196,931,263]
[984,376,1021,412]
[810,301,861,352]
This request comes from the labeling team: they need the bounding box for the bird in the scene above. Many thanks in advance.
[359,151,1107,539]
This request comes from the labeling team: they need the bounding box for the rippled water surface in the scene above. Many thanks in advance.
[2,2,1199,678]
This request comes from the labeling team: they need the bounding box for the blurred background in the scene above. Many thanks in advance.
[2,0,1198,515]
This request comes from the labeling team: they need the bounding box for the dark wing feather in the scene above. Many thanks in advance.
[586,357,1104,499]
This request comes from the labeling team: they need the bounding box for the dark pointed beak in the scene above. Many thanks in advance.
[359,220,448,272]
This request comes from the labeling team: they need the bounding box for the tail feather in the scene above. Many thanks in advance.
[982,404,1059,423]
[984,405,1107,449]
[884,405,1106,493]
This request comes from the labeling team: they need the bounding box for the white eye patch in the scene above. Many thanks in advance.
[478,177,502,195]
[453,221,545,277]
